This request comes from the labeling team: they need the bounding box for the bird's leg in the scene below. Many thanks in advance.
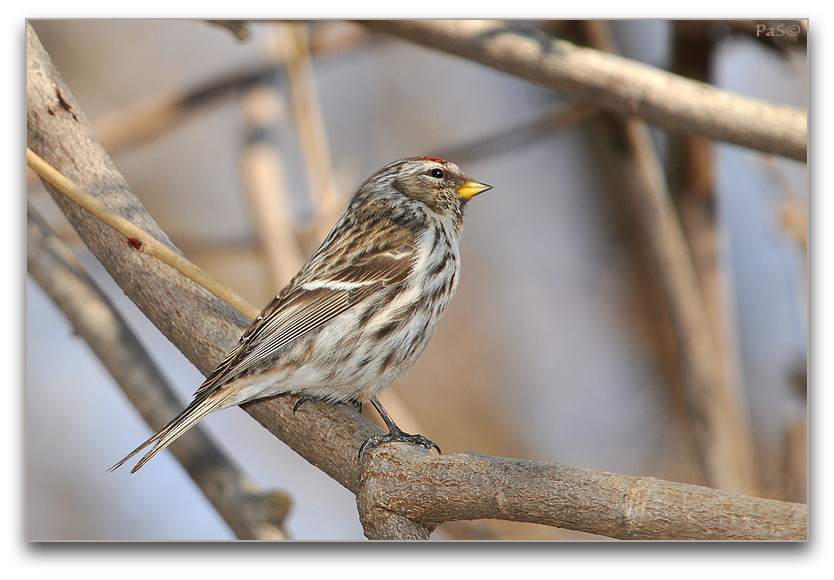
[358,396,441,458]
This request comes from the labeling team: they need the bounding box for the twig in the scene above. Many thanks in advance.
[359,19,807,161]
[26,148,258,322]
[26,203,290,540]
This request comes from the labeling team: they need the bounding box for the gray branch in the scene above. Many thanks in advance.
[359,20,807,161]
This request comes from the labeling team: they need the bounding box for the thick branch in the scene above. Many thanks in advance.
[357,446,806,540]
[359,20,806,161]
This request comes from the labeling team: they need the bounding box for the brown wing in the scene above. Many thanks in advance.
[193,238,416,397]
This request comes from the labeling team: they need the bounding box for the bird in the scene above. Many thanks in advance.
[111,156,491,473]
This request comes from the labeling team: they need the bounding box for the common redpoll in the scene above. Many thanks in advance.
[112,157,491,472]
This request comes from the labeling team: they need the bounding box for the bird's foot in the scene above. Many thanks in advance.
[358,427,441,459]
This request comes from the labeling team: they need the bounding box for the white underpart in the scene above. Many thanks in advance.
[218,210,464,408]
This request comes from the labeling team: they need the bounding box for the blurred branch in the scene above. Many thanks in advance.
[28,22,804,540]
[93,65,278,154]
[764,156,809,254]
[359,19,807,161]
[277,22,344,239]
[26,203,290,540]
[577,21,759,495]
[781,419,807,503]
[86,23,369,157]
[241,84,306,288]
[439,101,598,164]
[357,446,806,540]
[25,62,276,191]
[665,21,750,492]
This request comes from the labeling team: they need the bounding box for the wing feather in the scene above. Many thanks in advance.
[193,237,416,397]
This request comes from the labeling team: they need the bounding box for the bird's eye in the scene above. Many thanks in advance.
[430,168,444,179]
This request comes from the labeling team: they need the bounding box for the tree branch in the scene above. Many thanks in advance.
[358,20,807,161]
[26,203,290,540]
[357,446,806,540]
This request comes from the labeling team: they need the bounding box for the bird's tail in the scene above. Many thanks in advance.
[109,390,228,473]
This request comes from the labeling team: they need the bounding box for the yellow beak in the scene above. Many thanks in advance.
[457,180,492,200]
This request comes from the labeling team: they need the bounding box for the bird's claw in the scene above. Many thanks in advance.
[292,395,313,414]
[358,429,441,459]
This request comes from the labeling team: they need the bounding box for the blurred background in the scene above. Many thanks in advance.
[26,19,807,540]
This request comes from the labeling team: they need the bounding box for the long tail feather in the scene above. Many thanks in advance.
[109,391,228,473]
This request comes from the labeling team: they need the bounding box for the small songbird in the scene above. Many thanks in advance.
[111,157,491,472]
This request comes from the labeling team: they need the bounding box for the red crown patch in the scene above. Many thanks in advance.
[416,156,448,164]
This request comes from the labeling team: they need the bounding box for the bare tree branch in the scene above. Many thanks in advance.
[359,19,807,161]
[26,203,291,540]
[357,446,806,540]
